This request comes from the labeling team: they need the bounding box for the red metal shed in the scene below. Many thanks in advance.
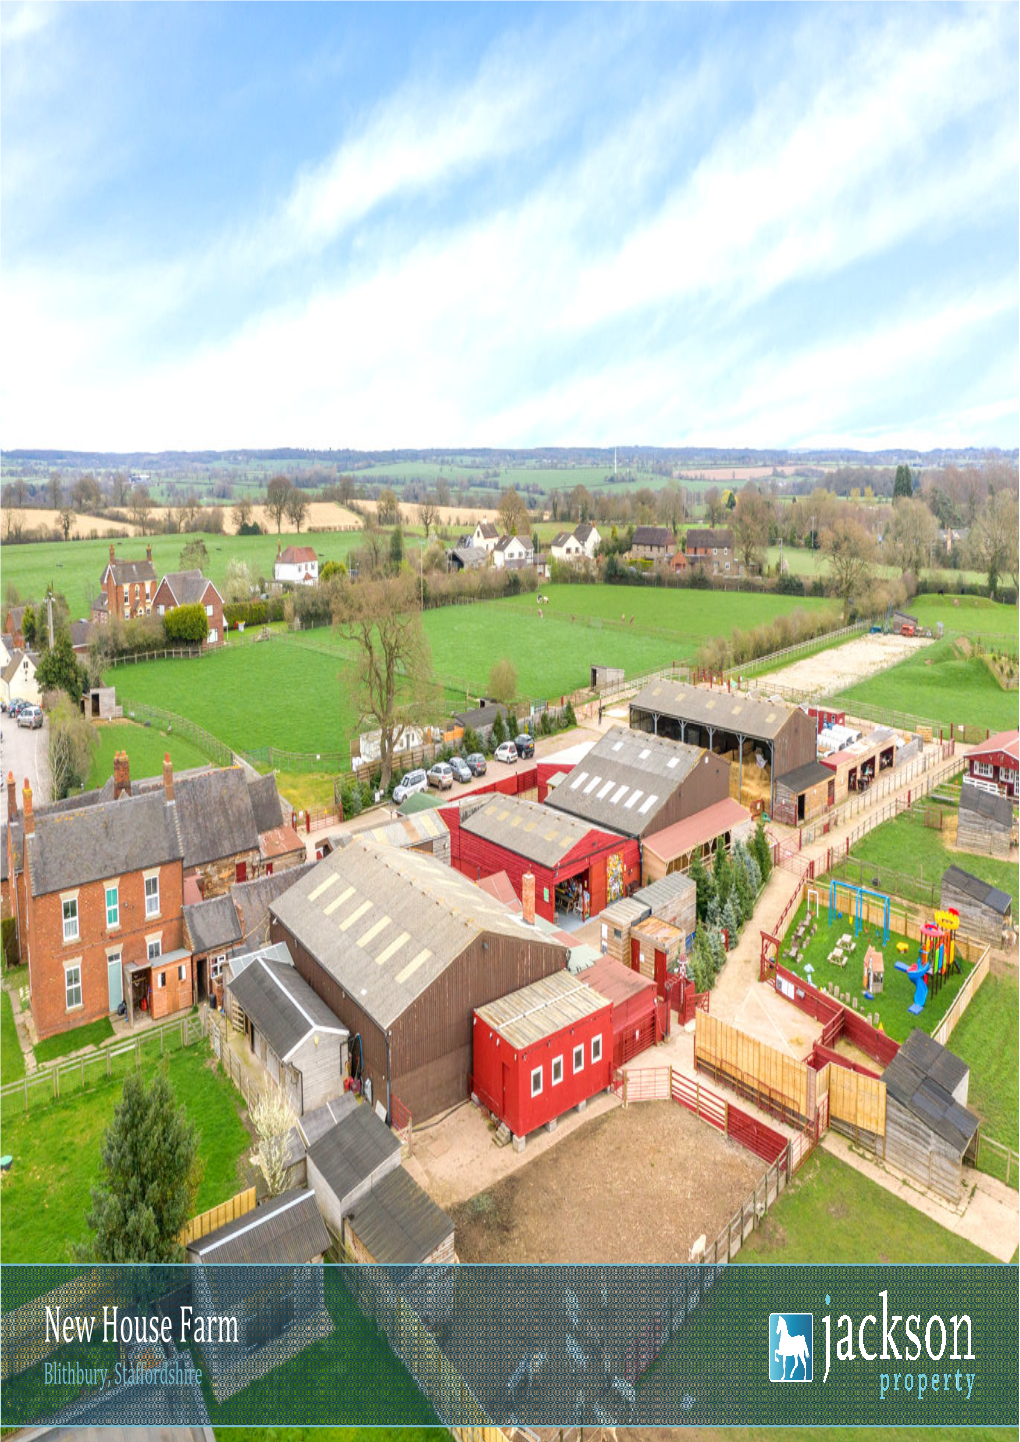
[444,793,639,923]
[807,705,846,735]
[577,954,662,1068]
[472,971,613,1142]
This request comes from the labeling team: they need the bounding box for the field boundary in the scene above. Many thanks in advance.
[930,944,991,1046]
[113,697,235,767]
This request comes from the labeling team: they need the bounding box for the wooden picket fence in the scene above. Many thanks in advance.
[180,1186,256,1246]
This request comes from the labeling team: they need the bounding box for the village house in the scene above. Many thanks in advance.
[551,523,601,563]
[274,543,318,586]
[685,528,736,574]
[2,650,41,708]
[964,729,1019,799]
[91,544,158,624]
[152,569,225,646]
[471,521,499,553]
[447,543,487,572]
[492,534,533,569]
[629,525,674,561]
[3,604,31,649]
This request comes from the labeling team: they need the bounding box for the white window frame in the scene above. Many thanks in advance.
[105,882,120,931]
[551,1054,564,1087]
[144,870,160,918]
[157,603,165,616]
[206,603,214,617]
[973,761,994,779]
[530,1064,543,1098]
[64,961,83,1011]
[178,963,187,982]
[61,892,79,943]
[207,628,218,644]
[211,953,227,979]
[147,934,162,961]
[572,1043,584,1075]
[591,1034,603,1065]
[157,970,166,989]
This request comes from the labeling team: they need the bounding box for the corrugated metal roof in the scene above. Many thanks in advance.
[228,953,348,1061]
[475,970,610,1050]
[544,726,702,836]
[633,871,696,915]
[576,953,655,1007]
[461,793,617,868]
[188,1188,328,1263]
[306,1100,401,1204]
[642,797,751,863]
[630,680,799,741]
[270,837,567,1029]
[775,760,833,794]
[347,1166,454,1264]
[359,809,449,850]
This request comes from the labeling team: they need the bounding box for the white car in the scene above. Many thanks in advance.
[427,762,454,790]
[392,768,428,803]
[494,741,519,765]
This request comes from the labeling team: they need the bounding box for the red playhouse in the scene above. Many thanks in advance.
[577,953,662,1068]
[444,792,639,924]
[472,971,613,1145]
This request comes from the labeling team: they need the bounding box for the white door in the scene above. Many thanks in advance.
[107,954,123,1011]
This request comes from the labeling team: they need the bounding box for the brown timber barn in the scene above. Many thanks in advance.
[269,836,568,1124]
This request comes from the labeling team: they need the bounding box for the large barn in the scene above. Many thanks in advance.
[629,681,817,812]
[543,726,729,840]
[442,792,640,923]
[269,837,569,1123]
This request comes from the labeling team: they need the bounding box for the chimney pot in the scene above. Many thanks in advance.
[113,749,131,799]
[163,753,174,801]
[522,872,536,926]
[146,544,152,563]
[22,779,34,835]
[6,771,16,821]
[109,544,115,563]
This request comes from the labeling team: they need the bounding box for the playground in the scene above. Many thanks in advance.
[774,885,974,1045]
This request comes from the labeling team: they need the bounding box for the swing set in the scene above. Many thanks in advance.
[828,879,890,946]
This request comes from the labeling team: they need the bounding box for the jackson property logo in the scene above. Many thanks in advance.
[769,1313,813,1382]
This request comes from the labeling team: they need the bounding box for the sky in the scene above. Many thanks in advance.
[1,2,1018,452]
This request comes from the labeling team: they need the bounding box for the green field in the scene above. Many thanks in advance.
[0,1041,251,1262]
[1,987,25,1084]
[912,593,1020,642]
[948,971,1019,1180]
[833,637,1019,732]
[850,807,1019,911]
[33,1015,115,1064]
[739,1150,997,1262]
[86,718,212,789]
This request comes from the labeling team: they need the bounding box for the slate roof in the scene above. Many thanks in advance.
[2,650,37,684]
[27,791,183,898]
[306,1101,401,1205]
[941,865,1012,917]
[173,767,260,868]
[346,1167,454,1265]
[232,863,316,945]
[882,1031,979,1155]
[544,726,705,836]
[108,555,157,585]
[775,760,834,794]
[460,792,619,868]
[183,893,242,955]
[157,569,219,606]
[958,783,1013,828]
[686,528,734,550]
[269,836,567,1030]
[187,1188,329,1264]
[92,594,108,614]
[451,700,508,731]
[550,531,573,548]
[69,620,95,649]
[630,679,801,741]
[228,952,347,1061]
[494,533,528,553]
[450,545,487,568]
[631,525,673,549]
[248,774,285,833]
[476,969,610,1049]
[574,523,597,544]
[475,521,498,539]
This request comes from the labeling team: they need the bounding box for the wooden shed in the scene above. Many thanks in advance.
[633,872,697,949]
[881,1031,979,1203]
[630,915,685,994]
[345,1166,455,1266]
[940,864,1013,945]
[956,783,1014,860]
[772,760,835,827]
[304,1095,403,1235]
[599,895,651,964]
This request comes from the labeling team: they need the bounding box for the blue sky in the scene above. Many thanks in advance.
[2,2,1017,451]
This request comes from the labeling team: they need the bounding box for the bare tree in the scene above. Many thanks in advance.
[418,494,439,540]
[4,508,25,542]
[376,488,400,525]
[497,487,529,537]
[435,477,451,508]
[968,490,1020,596]
[333,575,437,788]
[130,486,153,533]
[888,496,938,577]
[488,658,518,704]
[732,486,774,574]
[823,517,876,620]
[232,495,254,532]
[48,470,63,509]
[249,1087,297,1198]
[59,505,75,541]
[111,471,130,507]
[182,491,202,531]
[48,699,98,800]
[656,481,686,536]
[704,487,726,526]
[266,474,293,533]
[285,488,309,533]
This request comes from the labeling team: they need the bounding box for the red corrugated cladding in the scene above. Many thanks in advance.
[578,954,661,1068]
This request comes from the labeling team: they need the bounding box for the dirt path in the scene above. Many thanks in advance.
[755,631,932,698]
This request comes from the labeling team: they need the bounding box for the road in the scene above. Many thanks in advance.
[1,712,50,826]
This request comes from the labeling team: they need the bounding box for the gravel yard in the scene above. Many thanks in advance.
[762,631,932,698]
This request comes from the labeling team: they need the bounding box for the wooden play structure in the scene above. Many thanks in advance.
[862,945,884,996]
[895,911,960,1015]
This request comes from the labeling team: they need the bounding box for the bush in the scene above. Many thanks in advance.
[238,520,262,536]
[163,603,209,645]
[224,599,269,629]
[338,776,362,819]
[490,712,508,747]
[2,916,19,969]
[562,700,577,729]
[777,573,805,595]
[461,725,483,755]
[751,816,772,882]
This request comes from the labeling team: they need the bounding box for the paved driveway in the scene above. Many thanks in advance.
[1,712,50,825]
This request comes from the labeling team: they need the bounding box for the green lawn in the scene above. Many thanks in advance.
[1,986,25,1084]
[912,593,1020,642]
[86,718,212,789]
[33,1015,114,1064]
[776,898,973,1044]
[738,1150,997,1263]
[850,807,1019,912]
[833,637,1019,732]
[0,1041,251,1262]
[948,971,1019,1187]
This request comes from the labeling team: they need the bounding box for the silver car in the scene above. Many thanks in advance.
[17,705,43,729]
[428,762,454,791]
[392,768,429,804]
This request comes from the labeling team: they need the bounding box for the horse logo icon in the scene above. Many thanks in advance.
[769,1313,813,1382]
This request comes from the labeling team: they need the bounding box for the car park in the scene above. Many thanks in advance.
[465,753,487,776]
[392,768,428,804]
[494,741,519,764]
[449,756,473,783]
[428,762,454,790]
[514,732,535,759]
[17,705,44,730]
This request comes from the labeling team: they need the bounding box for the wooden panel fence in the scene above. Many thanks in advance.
[181,1186,256,1246]
[694,1011,809,1125]
[827,1063,887,1148]
[930,945,991,1045]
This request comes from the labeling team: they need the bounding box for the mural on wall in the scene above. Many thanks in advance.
[606,851,625,904]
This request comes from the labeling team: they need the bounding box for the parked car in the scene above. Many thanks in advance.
[6,699,27,719]
[17,705,43,729]
[449,756,473,783]
[428,762,454,790]
[494,740,519,765]
[514,732,535,759]
[465,752,487,777]
[392,768,428,804]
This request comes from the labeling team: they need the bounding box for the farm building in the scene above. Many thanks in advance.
[450,699,510,742]
[269,837,569,1122]
[629,681,817,812]
[639,797,752,884]
[575,952,661,1068]
[591,664,625,689]
[443,792,639,923]
[304,1094,402,1234]
[633,872,697,947]
[344,1167,455,1266]
[772,760,836,826]
[807,706,845,734]
[956,782,1014,859]
[630,915,685,993]
[227,947,349,1114]
[880,1030,979,1204]
[333,808,450,865]
[940,865,1013,945]
[890,610,918,635]
[472,970,613,1146]
[448,543,488,571]
[82,685,121,720]
[544,726,729,840]
[599,894,651,964]
[965,729,1019,799]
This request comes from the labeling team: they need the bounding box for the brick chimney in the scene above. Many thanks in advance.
[22,780,33,836]
[162,753,174,802]
[113,750,131,799]
[146,544,152,563]
[109,544,116,563]
[6,771,16,822]
[522,872,536,926]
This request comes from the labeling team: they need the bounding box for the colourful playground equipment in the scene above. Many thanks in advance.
[895,953,931,1015]
[828,879,891,946]
[894,911,960,1015]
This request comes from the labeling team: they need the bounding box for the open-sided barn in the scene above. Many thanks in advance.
[544,725,729,839]
[269,837,569,1123]
[443,792,639,922]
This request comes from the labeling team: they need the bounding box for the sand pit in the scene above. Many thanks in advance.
[760,632,932,699]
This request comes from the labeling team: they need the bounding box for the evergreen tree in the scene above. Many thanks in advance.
[721,896,740,944]
[35,630,87,703]
[893,464,913,499]
[489,711,507,748]
[732,859,754,924]
[691,929,712,991]
[751,816,773,882]
[713,836,732,904]
[689,850,715,923]
[706,926,727,980]
[76,1067,201,1263]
